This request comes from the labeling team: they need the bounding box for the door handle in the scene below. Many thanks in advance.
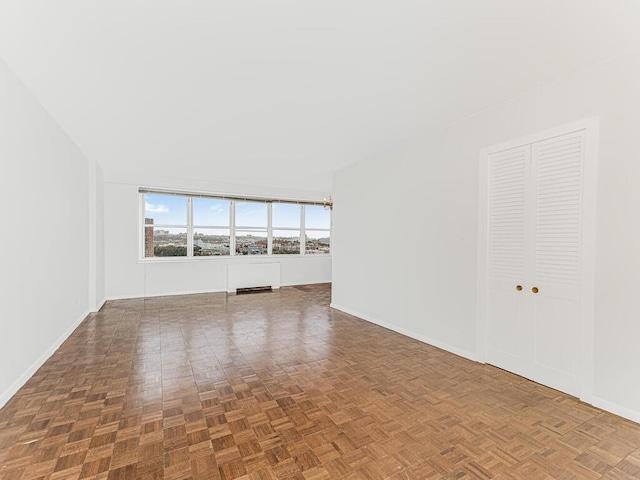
[516,285,523,291]
[532,287,539,294]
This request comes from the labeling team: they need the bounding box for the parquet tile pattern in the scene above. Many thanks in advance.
[1,283,640,479]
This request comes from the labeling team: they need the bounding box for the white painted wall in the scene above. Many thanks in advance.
[104,172,331,299]
[88,159,106,312]
[95,165,106,308]
[332,47,640,421]
[0,58,97,406]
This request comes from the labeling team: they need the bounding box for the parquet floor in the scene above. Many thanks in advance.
[2,284,640,480]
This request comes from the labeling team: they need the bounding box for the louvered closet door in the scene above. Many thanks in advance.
[486,145,530,379]
[486,130,585,398]
[528,131,585,397]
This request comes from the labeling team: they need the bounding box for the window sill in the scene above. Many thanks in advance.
[138,254,331,264]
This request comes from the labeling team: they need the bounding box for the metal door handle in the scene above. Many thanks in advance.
[516,285,523,291]
[532,287,539,294]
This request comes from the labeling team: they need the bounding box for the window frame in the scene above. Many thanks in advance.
[139,190,331,261]
[271,202,303,255]
[303,205,331,255]
[234,200,269,256]
[192,197,232,257]
[141,193,190,258]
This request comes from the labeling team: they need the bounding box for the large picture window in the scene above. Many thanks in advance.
[140,190,331,258]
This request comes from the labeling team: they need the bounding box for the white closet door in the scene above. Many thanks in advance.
[528,131,585,396]
[485,130,586,397]
[486,145,530,378]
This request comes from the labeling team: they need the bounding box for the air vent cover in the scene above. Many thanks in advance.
[236,286,272,295]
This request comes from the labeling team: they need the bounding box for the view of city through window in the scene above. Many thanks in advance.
[143,193,330,257]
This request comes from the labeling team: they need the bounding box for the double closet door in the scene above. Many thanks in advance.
[486,129,586,397]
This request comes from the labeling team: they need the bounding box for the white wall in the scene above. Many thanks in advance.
[332,47,640,421]
[88,159,106,311]
[104,172,331,299]
[95,165,106,307]
[0,58,98,406]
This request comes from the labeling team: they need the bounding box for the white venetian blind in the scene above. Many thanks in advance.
[533,131,585,285]
[488,145,528,280]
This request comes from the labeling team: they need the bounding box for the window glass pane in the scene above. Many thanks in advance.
[147,227,187,257]
[272,203,300,228]
[236,231,267,255]
[236,202,267,227]
[193,198,230,226]
[306,230,330,254]
[144,193,187,225]
[273,230,300,255]
[194,228,230,256]
[305,205,331,229]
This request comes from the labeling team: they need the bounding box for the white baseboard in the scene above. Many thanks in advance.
[91,297,107,313]
[592,396,640,424]
[330,303,481,363]
[106,288,228,301]
[0,309,90,409]
[5,295,639,427]
[107,282,331,301]
[330,304,640,425]
[281,280,332,287]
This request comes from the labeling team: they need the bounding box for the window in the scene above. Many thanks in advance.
[144,193,188,257]
[272,202,301,254]
[193,198,231,256]
[304,205,331,254]
[235,202,268,255]
[140,190,331,258]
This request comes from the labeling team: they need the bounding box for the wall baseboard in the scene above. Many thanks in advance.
[107,282,331,302]
[330,304,640,425]
[329,303,481,363]
[0,309,90,409]
[106,288,228,301]
[592,396,640,424]
[91,298,107,313]
[281,280,332,287]
[5,296,639,426]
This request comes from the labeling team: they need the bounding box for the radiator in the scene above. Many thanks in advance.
[227,263,281,293]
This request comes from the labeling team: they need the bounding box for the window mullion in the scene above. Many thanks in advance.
[301,205,306,255]
[139,192,145,259]
[230,200,236,256]
[187,197,194,257]
[267,203,273,255]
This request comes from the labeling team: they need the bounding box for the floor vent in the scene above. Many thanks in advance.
[236,286,273,295]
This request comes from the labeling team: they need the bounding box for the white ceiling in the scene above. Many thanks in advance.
[0,1,638,192]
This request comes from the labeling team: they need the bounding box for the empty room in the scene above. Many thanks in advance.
[2,1,640,479]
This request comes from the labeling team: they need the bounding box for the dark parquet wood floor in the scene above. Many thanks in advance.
[2,283,640,479]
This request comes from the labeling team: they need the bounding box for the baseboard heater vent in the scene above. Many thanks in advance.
[236,286,273,295]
